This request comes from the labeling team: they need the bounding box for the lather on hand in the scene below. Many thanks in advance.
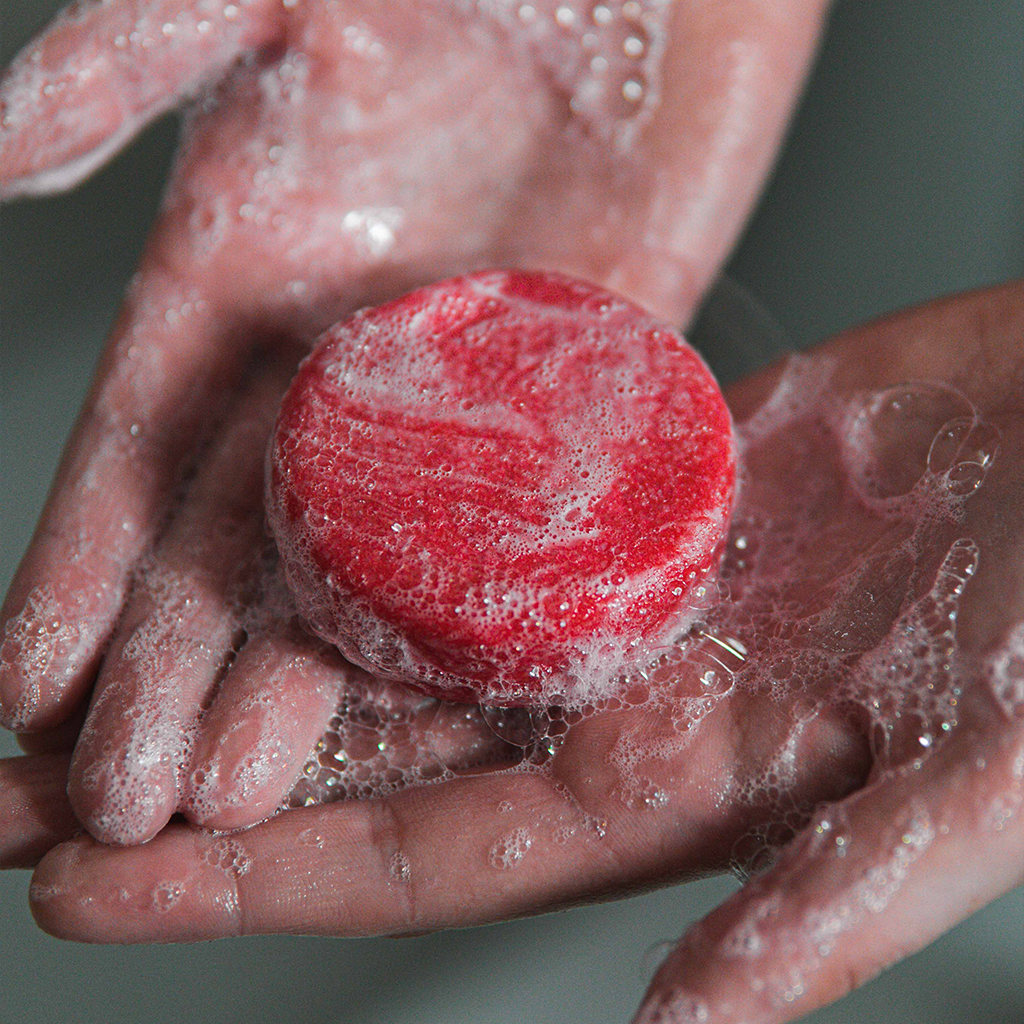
[1,5,1022,1024]
[4,282,1023,1024]
[0,0,825,843]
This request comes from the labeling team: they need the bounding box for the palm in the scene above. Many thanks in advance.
[3,0,816,320]
[4,277,1023,1022]
[150,1,698,322]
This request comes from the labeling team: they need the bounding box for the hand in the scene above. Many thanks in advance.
[0,0,827,844]
[635,281,1024,1023]
[3,283,1021,1024]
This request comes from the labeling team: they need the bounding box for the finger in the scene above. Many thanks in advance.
[33,769,678,943]
[0,754,78,870]
[15,702,87,755]
[28,692,871,943]
[181,632,362,831]
[634,712,1024,1024]
[0,0,282,199]
[66,355,290,845]
[585,0,831,322]
[185,638,531,832]
[0,266,250,734]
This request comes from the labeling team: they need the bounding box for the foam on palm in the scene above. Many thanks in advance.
[287,350,1017,876]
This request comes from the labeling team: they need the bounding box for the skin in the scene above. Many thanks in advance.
[3,282,1023,1024]
[0,0,827,840]
[1,3,1022,1023]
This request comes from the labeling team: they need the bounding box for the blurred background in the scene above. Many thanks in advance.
[2,1,1022,1022]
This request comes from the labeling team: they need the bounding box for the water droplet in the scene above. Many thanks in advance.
[624,35,645,58]
[297,828,324,849]
[618,78,643,102]
[555,6,576,28]
[945,461,986,496]
[151,881,184,912]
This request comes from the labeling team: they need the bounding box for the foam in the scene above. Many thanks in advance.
[481,1,673,149]
[632,992,710,1024]
[203,835,253,878]
[69,562,237,842]
[664,802,937,1018]
[986,622,1024,719]
[282,353,1015,889]
[489,825,535,868]
[389,850,412,882]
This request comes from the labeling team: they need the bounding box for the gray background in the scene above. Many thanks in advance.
[2,1,1022,1022]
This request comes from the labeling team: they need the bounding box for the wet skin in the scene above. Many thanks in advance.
[1,4,1022,1024]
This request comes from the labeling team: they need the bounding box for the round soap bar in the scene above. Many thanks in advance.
[267,270,736,706]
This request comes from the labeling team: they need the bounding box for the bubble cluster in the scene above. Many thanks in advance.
[389,850,412,883]
[986,622,1024,718]
[66,557,249,843]
[0,585,85,728]
[284,350,1010,893]
[489,825,535,869]
[289,691,453,804]
[490,0,673,148]
[632,992,710,1024]
[286,679,558,807]
[659,802,939,1019]
[203,835,253,878]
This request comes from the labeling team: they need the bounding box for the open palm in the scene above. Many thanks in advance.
[5,282,1023,1024]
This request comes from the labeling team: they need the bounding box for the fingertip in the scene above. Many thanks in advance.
[0,636,48,733]
[31,825,244,944]
[0,671,86,735]
[633,720,1024,1024]
[180,713,319,832]
[181,752,288,833]
[29,840,90,941]
[67,756,178,848]
[15,703,89,755]
[180,636,349,832]
[1,0,284,199]
[0,578,108,733]
[0,682,37,733]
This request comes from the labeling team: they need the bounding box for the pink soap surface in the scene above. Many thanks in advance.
[267,270,736,706]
